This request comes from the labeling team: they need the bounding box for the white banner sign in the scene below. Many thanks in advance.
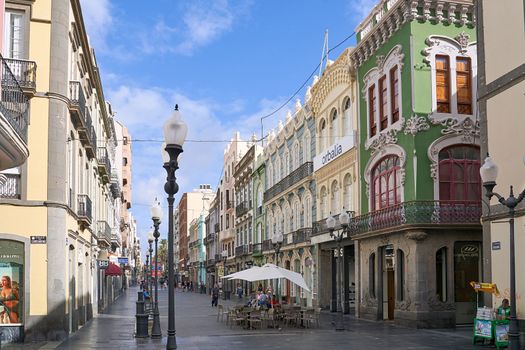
[313,135,355,171]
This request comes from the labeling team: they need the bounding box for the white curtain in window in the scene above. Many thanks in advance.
[331,181,339,215]
[343,174,353,211]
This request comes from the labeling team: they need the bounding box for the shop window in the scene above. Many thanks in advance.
[0,240,24,325]
[436,247,447,302]
[396,249,405,301]
[369,253,376,298]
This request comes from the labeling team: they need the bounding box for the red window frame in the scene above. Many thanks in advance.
[438,145,481,202]
[371,156,401,211]
[369,85,377,137]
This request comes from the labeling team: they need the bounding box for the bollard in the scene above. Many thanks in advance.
[136,300,145,315]
[135,314,149,338]
[137,291,144,302]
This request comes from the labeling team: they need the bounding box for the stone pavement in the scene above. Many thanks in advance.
[5,286,494,350]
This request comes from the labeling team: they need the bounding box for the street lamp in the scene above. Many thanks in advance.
[150,199,163,338]
[326,210,351,331]
[162,104,187,350]
[145,250,150,291]
[480,156,523,350]
[148,230,154,300]
[271,231,284,302]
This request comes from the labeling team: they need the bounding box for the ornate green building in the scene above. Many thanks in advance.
[349,0,481,327]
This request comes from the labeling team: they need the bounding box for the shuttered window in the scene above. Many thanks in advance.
[369,85,377,137]
[456,57,472,115]
[436,55,450,113]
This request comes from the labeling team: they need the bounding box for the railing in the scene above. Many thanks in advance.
[111,227,121,245]
[77,194,92,222]
[292,228,313,244]
[235,245,244,257]
[236,200,249,217]
[206,233,215,242]
[97,147,111,173]
[206,258,215,267]
[314,201,481,236]
[0,55,29,143]
[252,243,262,255]
[69,81,86,118]
[97,220,111,242]
[4,58,36,90]
[88,125,97,148]
[214,254,222,262]
[264,162,313,201]
[262,239,273,252]
[0,174,20,199]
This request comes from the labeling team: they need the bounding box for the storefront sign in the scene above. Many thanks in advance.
[0,240,24,326]
[117,257,129,265]
[313,136,355,171]
[97,260,109,269]
[30,236,46,244]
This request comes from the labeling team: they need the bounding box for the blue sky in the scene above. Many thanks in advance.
[79,0,377,255]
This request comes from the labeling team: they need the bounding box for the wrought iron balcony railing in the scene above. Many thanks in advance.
[206,258,215,267]
[4,58,36,92]
[97,147,111,177]
[236,200,250,217]
[313,201,481,236]
[69,81,86,127]
[262,239,273,252]
[252,243,262,255]
[97,220,111,243]
[0,55,29,143]
[0,174,20,199]
[77,194,92,224]
[292,227,313,244]
[264,162,313,202]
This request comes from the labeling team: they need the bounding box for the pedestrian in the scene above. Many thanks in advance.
[211,284,219,307]
[236,283,243,299]
[190,281,194,292]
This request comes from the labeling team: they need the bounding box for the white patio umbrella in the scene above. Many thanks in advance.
[223,263,310,292]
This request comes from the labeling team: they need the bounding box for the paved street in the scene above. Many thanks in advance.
[6,286,490,350]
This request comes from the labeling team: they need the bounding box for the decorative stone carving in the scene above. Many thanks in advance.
[430,163,438,180]
[403,115,430,136]
[376,55,385,69]
[368,129,398,154]
[428,295,455,311]
[363,292,376,307]
[396,296,412,311]
[404,231,428,241]
[439,117,480,143]
[454,32,470,52]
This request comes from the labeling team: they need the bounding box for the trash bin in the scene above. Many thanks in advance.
[135,314,149,338]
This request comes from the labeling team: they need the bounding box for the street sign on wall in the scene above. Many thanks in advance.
[118,257,129,264]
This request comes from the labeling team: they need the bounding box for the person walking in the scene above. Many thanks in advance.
[211,284,220,307]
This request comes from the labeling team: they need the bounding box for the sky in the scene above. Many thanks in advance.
[79,0,377,256]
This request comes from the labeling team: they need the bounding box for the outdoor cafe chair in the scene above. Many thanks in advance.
[304,308,321,328]
[283,310,299,327]
[217,305,230,322]
[230,309,247,329]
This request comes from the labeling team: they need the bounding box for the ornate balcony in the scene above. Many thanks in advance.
[292,228,313,244]
[69,81,86,129]
[313,201,481,237]
[264,162,313,202]
[111,227,121,247]
[0,174,20,199]
[252,243,262,256]
[4,58,37,96]
[77,194,92,226]
[97,147,111,182]
[96,220,111,246]
[214,254,222,262]
[235,200,250,217]
[235,245,251,256]
[110,171,121,199]
[262,239,273,252]
[206,258,216,268]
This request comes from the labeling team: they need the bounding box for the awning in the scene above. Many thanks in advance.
[105,262,122,276]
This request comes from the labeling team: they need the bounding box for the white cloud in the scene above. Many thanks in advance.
[347,0,378,21]
[79,0,113,51]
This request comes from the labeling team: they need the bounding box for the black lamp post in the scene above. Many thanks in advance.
[480,156,522,350]
[148,231,154,302]
[145,251,150,292]
[326,210,351,331]
[271,231,283,301]
[162,104,187,350]
[151,199,163,338]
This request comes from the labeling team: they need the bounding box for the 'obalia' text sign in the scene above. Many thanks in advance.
[313,136,355,171]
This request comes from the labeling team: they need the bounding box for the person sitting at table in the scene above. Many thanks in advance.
[497,298,511,320]
[245,293,256,307]
[270,294,279,308]
[257,291,268,308]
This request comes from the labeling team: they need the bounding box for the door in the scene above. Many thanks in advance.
[387,270,395,320]
[454,242,481,324]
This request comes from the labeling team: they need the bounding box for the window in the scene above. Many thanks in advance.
[371,156,401,210]
[379,76,388,131]
[390,66,399,123]
[303,132,311,162]
[343,174,353,211]
[368,85,377,137]
[438,145,481,202]
[320,120,327,151]
[304,195,311,227]
[369,253,376,298]
[226,214,229,229]
[320,187,328,219]
[343,97,352,136]
[123,157,128,166]
[5,10,25,59]
[436,55,450,113]
[396,249,405,301]
[330,109,338,144]
[436,247,447,302]
[456,57,472,114]
[331,180,339,215]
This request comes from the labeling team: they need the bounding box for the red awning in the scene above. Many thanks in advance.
[105,263,122,276]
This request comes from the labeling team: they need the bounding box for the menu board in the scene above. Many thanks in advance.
[495,322,509,344]
[474,319,492,338]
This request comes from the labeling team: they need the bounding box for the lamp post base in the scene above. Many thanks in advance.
[151,303,162,338]
[167,332,177,349]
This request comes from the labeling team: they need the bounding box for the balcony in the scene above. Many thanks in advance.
[97,147,111,181]
[235,200,250,217]
[206,258,215,267]
[262,239,273,252]
[206,233,215,243]
[214,223,220,233]
[264,162,313,202]
[84,124,97,159]
[69,81,86,129]
[110,171,121,199]
[234,245,247,257]
[0,174,20,199]
[111,227,121,247]
[252,243,262,256]
[4,58,37,96]
[292,228,313,244]
[96,220,111,246]
[77,194,92,226]
[214,254,222,262]
[313,201,481,237]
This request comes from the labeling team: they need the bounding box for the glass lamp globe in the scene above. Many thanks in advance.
[163,105,188,146]
[161,142,170,164]
[479,156,498,183]
[339,210,350,226]
[326,215,337,229]
[148,229,154,243]
[150,199,163,221]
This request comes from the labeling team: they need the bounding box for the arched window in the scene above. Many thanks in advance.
[320,119,327,151]
[284,149,290,176]
[257,184,263,209]
[303,194,311,227]
[436,247,447,302]
[343,173,353,211]
[304,132,311,162]
[293,200,301,229]
[275,156,280,183]
[396,249,405,301]
[280,155,285,179]
[330,108,338,145]
[438,145,481,202]
[371,156,401,210]
[267,164,273,188]
[320,186,328,219]
[293,142,300,170]
[330,180,339,215]
[343,97,352,136]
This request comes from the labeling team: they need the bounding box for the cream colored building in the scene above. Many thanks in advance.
[309,48,359,312]
[0,0,129,342]
[478,0,525,340]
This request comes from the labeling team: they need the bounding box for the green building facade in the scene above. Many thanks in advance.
[349,0,482,328]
